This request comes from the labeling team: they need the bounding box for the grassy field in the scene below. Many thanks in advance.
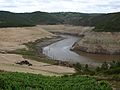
[0,72,112,90]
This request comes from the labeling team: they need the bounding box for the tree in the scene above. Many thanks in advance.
[74,63,82,72]
[85,64,89,71]
[101,62,109,70]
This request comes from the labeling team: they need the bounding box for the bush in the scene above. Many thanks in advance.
[0,72,112,90]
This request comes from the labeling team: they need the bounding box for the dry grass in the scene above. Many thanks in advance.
[38,25,93,35]
[0,26,75,75]
[0,54,75,76]
[0,27,54,51]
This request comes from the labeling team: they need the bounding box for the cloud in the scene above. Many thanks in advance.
[0,0,120,13]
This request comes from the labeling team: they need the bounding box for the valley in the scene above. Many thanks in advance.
[0,11,119,89]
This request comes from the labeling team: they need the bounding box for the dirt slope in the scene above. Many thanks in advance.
[0,26,75,75]
[73,32,120,54]
[0,27,54,51]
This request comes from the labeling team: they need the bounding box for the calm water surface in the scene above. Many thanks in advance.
[43,35,120,66]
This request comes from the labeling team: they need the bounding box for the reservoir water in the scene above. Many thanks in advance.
[43,35,120,66]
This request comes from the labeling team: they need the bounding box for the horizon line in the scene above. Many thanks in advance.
[0,10,120,14]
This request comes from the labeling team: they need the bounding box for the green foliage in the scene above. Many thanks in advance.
[0,11,35,27]
[101,62,109,70]
[85,64,89,70]
[97,61,120,75]
[0,72,112,90]
[74,63,82,72]
[74,61,120,76]
[51,12,100,26]
[0,11,100,27]
[0,11,120,32]
[94,12,120,32]
[0,11,60,27]
[103,67,120,74]
[74,63,96,75]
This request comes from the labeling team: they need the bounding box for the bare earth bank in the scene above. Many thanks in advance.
[73,31,120,55]
[0,26,75,75]
[39,25,120,55]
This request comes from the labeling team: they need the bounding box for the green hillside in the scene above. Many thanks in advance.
[0,11,120,32]
[0,11,35,27]
[0,72,112,90]
[94,12,120,32]
[0,11,100,27]
[51,12,101,26]
[0,11,60,27]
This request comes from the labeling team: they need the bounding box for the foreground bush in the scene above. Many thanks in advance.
[0,72,112,90]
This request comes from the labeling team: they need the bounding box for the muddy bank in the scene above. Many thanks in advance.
[8,35,76,67]
[72,32,120,55]
[49,31,84,37]
[35,36,77,67]
[36,36,64,53]
[0,27,75,75]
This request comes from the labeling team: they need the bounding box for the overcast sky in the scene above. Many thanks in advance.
[0,0,120,13]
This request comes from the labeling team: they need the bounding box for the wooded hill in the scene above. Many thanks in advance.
[0,11,120,32]
[0,11,101,27]
[94,12,120,32]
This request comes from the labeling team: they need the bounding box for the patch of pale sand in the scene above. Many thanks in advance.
[0,27,54,51]
[0,54,75,76]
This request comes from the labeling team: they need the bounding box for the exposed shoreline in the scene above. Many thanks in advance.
[72,31,120,55]
[0,26,75,75]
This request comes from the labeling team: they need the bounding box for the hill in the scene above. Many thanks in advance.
[94,12,120,32]
[51,12,102,26]
[0,11,100,27]
[0,11,35,27]
[0,11,120,32]
[0,11,60,27]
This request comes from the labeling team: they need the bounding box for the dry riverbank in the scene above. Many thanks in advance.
[0,26,75,75]
[38,25,93,36]
[73,31,120,55]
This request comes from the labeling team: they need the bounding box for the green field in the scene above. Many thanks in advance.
[0,72,112,90]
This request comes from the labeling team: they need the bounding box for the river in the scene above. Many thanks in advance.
[43,35,120,66]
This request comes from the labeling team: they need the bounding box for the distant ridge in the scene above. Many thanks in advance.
[0,11,120,32]
[0,11,60,27]
[94,12,120,32]
[0,11,100,27]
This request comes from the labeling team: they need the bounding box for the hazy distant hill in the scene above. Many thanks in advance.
[51,12,101,26]
[0,11,120,32]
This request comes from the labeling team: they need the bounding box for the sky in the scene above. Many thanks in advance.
[0,0,120,13]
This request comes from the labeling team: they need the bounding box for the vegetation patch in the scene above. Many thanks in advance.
[93,12,120,32]
[0,72,112,90]
[74,61,120,75]
[73,61,120,89]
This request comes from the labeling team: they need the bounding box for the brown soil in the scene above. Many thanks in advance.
[0,26,75,75]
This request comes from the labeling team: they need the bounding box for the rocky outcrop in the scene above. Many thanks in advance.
[73,32,120,55]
